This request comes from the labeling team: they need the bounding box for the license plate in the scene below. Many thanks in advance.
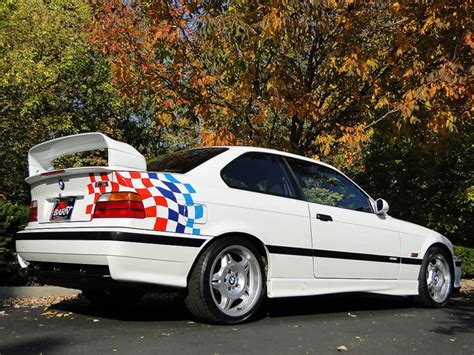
[50,197,76,221]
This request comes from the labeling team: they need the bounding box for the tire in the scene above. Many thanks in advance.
[82,287,144,308]
[416,246,452,308]
[185,236,266,324]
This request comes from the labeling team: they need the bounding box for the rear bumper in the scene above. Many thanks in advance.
[16,227,211,289]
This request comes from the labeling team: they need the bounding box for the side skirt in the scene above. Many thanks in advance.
[267,278,418,298]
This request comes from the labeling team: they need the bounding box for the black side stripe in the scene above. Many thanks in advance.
[266,245,313,257]
[314,249,399,264]
[16,231,206,248]
[267,245,422,265]
[400,257,423,265]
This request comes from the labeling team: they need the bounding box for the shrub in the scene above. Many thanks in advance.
[0,200,29,285]
[454,245,474,278]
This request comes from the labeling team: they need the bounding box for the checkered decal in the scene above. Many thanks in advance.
[85,171,203,235]
[85,173,120,216]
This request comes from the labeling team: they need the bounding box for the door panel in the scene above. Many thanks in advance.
[309,203,400,279]
[284,157,401,280]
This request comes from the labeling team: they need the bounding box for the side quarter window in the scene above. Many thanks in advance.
[286,158,373,213]
[221,152,298,199]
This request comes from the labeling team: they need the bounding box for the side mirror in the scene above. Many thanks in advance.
[375,198,389,215]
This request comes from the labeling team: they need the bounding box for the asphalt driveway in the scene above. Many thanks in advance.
[1,291,473,354]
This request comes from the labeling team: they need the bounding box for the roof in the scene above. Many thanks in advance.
[208,145,335,169]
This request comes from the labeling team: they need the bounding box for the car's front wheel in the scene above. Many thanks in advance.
[185,236,266,324]
[417,246,452,307]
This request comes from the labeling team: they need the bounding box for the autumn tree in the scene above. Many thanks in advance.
[0,0,171,203]
[90,0,472,167]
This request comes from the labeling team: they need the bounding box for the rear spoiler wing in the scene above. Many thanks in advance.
[28,132,146,177]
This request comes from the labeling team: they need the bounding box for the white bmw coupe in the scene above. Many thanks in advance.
[17,133,462,324]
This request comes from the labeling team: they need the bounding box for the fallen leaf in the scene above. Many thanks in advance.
[41,310,57,317]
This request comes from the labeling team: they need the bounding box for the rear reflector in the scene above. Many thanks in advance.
[29,200,38,222]
[93,192,145,219]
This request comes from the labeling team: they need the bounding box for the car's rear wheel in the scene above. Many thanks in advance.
[417,246,452,307]
[185,236,266,324]
[82,287,145,308]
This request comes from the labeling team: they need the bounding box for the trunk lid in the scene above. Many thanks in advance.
[29,167,115,223]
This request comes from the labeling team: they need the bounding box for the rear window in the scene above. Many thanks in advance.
[220,152,298,199]
[147,148,228,173]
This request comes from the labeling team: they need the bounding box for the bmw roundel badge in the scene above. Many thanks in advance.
[58,179,65,190]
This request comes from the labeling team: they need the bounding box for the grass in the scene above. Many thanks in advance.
[454,245,474,278]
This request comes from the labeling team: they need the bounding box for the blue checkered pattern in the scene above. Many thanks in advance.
[116,171,203,235]
[155,173,202,235]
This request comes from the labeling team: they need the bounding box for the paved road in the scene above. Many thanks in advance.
[1,292,473,354]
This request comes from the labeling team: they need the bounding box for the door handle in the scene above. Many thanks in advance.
[316,213,333,222]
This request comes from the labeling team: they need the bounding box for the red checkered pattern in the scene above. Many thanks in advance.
[84,173,120,217]
[114,172,172,231]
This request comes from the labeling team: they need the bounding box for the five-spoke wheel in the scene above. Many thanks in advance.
[209,245,262,317]
[417,247,452,307]
[185,236,265,324]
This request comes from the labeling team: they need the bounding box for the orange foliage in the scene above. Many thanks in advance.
[89,0,473,167]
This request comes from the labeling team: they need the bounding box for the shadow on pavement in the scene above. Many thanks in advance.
[49,291,427,322]
[50,292,190,322]
[0,336,68,355]
[266,292,416,318]
[49,288,474,326]
[430,290,474,336]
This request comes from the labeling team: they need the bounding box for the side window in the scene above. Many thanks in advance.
[286,158,373,213]
[221,152,298,199]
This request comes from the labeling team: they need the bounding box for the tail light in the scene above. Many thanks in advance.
[93,192,145,219]
[28,200,38,222]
